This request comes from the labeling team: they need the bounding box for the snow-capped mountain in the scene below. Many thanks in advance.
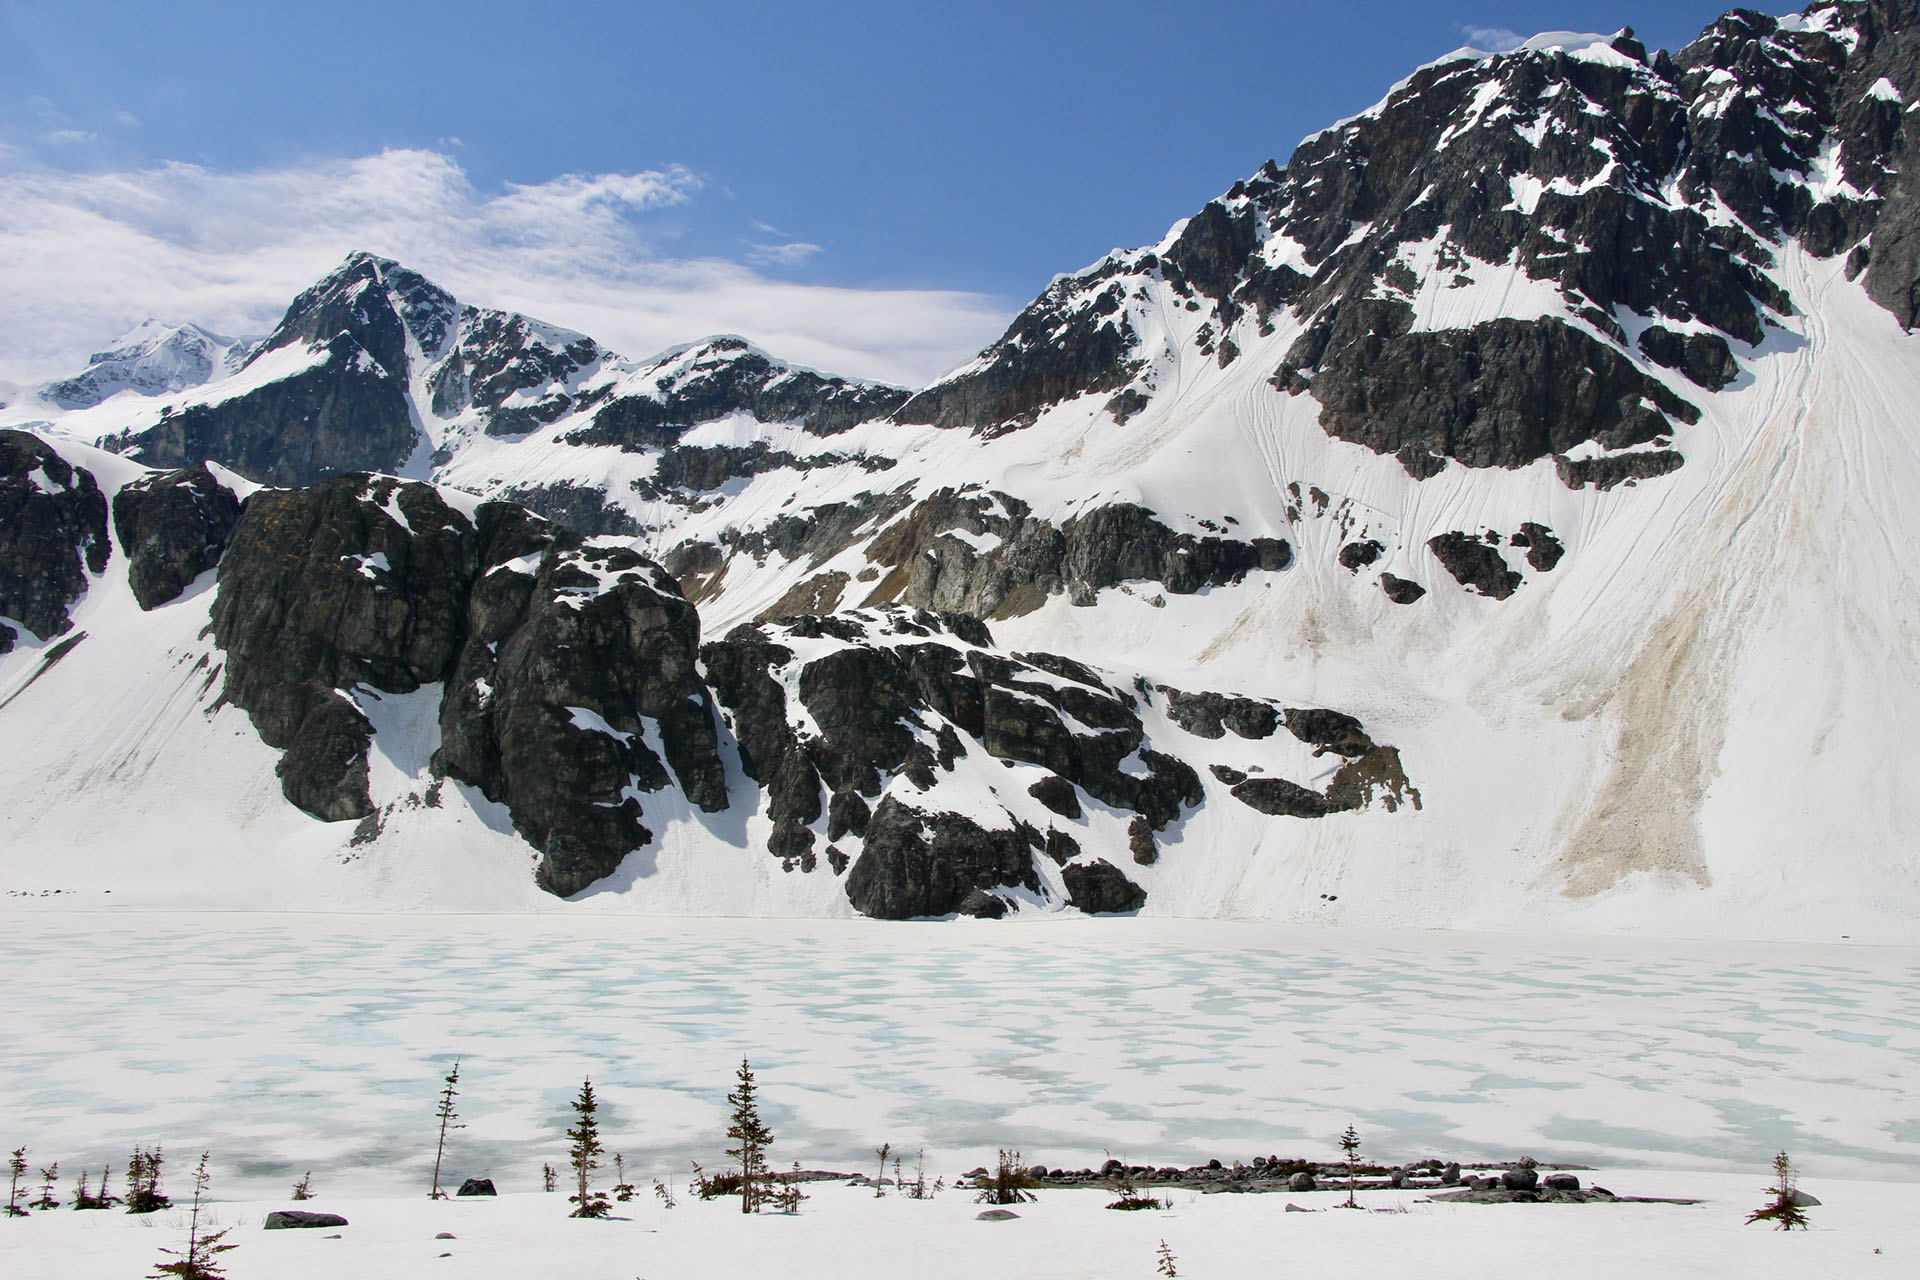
[32,320,255,410]
[2,0,1917,939]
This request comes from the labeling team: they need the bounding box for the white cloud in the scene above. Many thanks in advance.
[0,149,1011,388]
[747,240,825,267]
[1458,24,1526,52]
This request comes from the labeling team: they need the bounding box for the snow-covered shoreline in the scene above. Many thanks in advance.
[3,1175,1912,1279]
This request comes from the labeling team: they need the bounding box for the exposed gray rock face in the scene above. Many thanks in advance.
[567,337,909,448]
[1063,858,1147,914]
[883,3,1919,489]
[1281,316,1698,479]
[435,525,727,897]
[0,430,109,651]
[210,475,479,821]
[114,330,418,487]
[855,489,1291,618]
[702,607,1207,917]
[1381,574,1427,604]
[845,797,1041,918]
[1428,532,1523,599]
[111,463,245,609]
[1163,688,1280,740]
[207,471,724,891]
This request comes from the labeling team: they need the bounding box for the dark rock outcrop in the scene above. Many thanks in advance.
[111,463,244,608]
[1428,532,1523,599]
[435,530,728,897]
[0,431,109,648]
[844,797,1041,919]
[1380,573,1426,604]
[115,330,418,486]
[207,472,723,891]
[1338,539,1383,572]
[1062,859,1147,914]
[858,489,1290,619]
[1164,688,1280,740]
[210,475,481,821]
[1510,522,1565,572]
[263,1211,348,1230]
[566,337,909,448]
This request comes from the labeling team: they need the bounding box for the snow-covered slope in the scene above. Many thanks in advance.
[2,1,1918,938]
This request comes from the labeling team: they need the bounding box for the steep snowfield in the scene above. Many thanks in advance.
[2,247,1916,939]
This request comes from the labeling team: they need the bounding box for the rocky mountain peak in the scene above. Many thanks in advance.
[252,251,459,380]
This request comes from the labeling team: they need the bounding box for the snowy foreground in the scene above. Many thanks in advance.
[3,1174,1915,1280]
[3,910,1916,1275]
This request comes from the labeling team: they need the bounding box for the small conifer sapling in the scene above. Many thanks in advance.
[724,1057,774,1214]
[6,1147,27,1216]
[149,1152,236,1280]
[1747,1151,1812,1230]
[566,1078,610,1218]
[873,1142,890,1197]
[1156,1239,1180,1278]
[1338,1125,1363,1209]
[612,1153,635,1202]
[772,1163,809,1213]
[429,1060,463,1200]
[290,1172,314,1202]
[542,1163,557,1193]
[127,1145,170,1214]
[32,1162,58,1210]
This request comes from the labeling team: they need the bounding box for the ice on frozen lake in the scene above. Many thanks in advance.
[2,913,1916,1197]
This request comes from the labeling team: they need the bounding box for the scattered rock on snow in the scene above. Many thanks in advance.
[264,1210,349,1229]
[456,1178,495,1196]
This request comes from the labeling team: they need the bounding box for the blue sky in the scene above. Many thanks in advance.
[0,0,1757,385]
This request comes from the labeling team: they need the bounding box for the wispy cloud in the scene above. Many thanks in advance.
[0,149,1010,388]
[747,240,824,268]
[1458,23,1526,52]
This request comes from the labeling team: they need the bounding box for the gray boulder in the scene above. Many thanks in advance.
[1288,1171,1316,1192]
[456,1178,496,1196]
[264,1210,348,1229]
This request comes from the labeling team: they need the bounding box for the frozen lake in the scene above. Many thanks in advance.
[4,911,1917,1196]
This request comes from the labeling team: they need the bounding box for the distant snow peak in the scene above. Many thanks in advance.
[37,319,254,409]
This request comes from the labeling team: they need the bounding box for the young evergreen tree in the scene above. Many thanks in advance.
[6,1147,27,1216]
[429,1060,463,1200]
[149,1152,236,1280]
[127,1145,171,1214]
[873,1142,891,1197]
[612,1153,635,1202]
[1338,1125,1363,1208]
[724,1057,774,1214]
[1156,1239,1180,1277]
[566,1079,610,1219]
[72,1170,93,1211]
[542,1163,557,1193]
[1747,1151,1812,1230]
[290,1172,314,1201]
[31,1162,58,1210]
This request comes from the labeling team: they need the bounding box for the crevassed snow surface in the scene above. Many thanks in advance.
[1,912,1914,1200]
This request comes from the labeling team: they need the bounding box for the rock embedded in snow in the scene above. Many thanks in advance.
[111,461,244,609]
[264,1210,349,1229]
[1380,573,1427,604]
[0,429,110,648]
[1061,859,1147,914]
[1428,532,1523,599]
[456,1179,496,1197]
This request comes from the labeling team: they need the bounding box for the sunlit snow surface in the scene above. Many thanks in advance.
[4,913,1915,1194]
